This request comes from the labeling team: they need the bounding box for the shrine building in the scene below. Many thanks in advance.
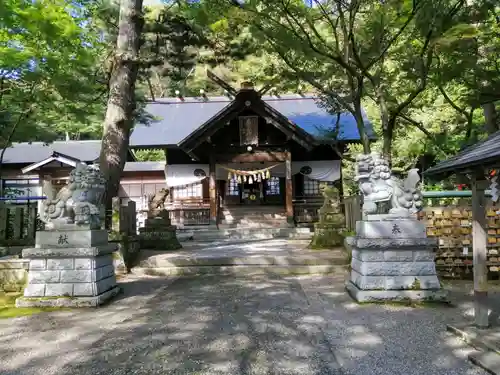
[128,81,375,226]
[0,80,375,229]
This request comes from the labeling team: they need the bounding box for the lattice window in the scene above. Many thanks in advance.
[265,176,280,195]
[227,179,239,196]
[173,182,202,199]
[303,176,320,196]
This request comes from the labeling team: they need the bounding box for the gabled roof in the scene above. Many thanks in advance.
[1,140,136,165]
[179,91,318,153]
[21,152,82,174]
[129,94,376,148]
[425,130,500,177]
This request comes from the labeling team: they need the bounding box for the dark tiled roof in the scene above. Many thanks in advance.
[425,130,500,176]
[123,161,165,172]
[129,94,375,147]
[2,140,102,164]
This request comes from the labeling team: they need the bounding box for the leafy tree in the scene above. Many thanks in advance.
[432,1,500,139]
[197,0,495,164]
[0,0,105,194]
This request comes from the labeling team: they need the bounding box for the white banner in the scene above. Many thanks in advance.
[165,164,209,187]
[165,160,341,186]
[292,161,341,182]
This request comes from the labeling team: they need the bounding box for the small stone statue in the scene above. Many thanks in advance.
[309,183,345,248]
[317,183,343,223]
[40,163,106,230]
[147,188,169,218]
[355,152,423,217]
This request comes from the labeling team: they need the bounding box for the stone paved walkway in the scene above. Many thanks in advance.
[0,272,488,375]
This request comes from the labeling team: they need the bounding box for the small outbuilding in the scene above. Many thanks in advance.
[425,130,500,328]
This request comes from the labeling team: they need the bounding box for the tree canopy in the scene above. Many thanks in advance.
[1,0,499,191]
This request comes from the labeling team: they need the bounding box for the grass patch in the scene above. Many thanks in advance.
[0,292,66,319]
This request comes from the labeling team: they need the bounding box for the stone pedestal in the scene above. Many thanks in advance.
[139,211,181,250]
[309,186,345,248]
[310,213,345,248]
[345,217,448,303]
[16,229,120,308]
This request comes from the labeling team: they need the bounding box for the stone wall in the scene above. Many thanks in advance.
[0,257,29,292]
[0,245,27,258]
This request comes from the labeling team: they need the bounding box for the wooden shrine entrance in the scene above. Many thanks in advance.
[178,82,319,225]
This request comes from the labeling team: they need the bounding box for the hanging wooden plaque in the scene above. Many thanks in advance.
[239,116,259,146]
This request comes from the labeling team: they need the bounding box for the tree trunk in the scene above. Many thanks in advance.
[382,117,396,166]
[352,79,371,154]
[482,102,498,134]
[99,0,144,219]
[375,85,393,163]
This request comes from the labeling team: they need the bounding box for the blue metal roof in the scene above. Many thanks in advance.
[130,94,375,147]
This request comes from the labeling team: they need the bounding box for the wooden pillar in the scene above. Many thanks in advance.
[285,151,294,224]
[471,174,489,328]
[209,155,217,225]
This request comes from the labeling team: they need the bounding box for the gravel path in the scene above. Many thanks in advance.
[0,273,488,375]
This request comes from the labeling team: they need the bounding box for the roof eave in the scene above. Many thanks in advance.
[179,101,241,152]
[129,144,178,149]
[424,156,500,178]
[21,152,82,174]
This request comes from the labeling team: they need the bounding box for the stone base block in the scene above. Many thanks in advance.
[356,219,427,239]
[351,257,437,276]
[16,286,121,308]
[345,281,449,303]
[139,230,182,250]
[36,230,108,249]
[22,237,119,303]
[350,270,441,290]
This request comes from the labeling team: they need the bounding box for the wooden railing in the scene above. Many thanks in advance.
[292,196,323,224]
[166,198,211,227]
[0,203,39,246]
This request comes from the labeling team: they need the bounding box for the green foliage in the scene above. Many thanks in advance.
[0,292,67,319]
[0,0,106,151]
[1,0,498,195]
[134,149,165,161]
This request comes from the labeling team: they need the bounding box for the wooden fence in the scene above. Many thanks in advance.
[343,195,362,232]
[293,196,323,224]
[165,199,211,227]
[0,204,38,246]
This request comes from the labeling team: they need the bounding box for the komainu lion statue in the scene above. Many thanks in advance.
[40,163,106,230]
[355,153,423,217]
[147,188,169,218]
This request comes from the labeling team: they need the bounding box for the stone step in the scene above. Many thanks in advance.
[221,216,288,223]
[133,246,349,277]
[219,220,290,229]
[222,210,286,214]
[468,350,500,375]
[137,250,347,268]
[221,211,286,219]
[222,205,284,210]
[131,264,346,277]
[189,227,313,242]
